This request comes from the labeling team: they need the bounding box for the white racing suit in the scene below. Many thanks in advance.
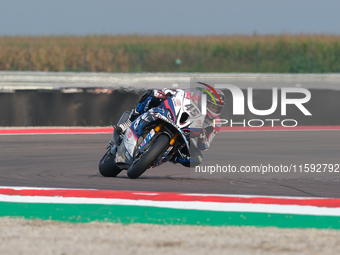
[134,89,221,168]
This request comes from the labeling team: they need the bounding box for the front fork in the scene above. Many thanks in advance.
[153,122,180,166]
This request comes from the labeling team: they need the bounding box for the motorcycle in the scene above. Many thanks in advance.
[98,89,205,179]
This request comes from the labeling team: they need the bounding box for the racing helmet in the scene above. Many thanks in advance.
[203,88,226,118]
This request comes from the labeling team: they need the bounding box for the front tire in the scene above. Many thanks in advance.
[127,134,170,179]
[99,152,123,177]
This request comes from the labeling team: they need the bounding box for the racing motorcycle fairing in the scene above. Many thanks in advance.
[112,89,206,171]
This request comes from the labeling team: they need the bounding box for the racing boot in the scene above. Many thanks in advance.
[115,109,140,134]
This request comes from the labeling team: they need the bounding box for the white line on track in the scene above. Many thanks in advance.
[0,186,332,200]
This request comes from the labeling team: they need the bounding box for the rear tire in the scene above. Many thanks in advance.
[127,134,170,179]
[99,153,123,177]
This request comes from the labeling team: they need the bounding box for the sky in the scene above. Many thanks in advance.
[0,0,339,36]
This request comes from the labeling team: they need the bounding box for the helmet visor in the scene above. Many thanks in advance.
[207,101,223,115]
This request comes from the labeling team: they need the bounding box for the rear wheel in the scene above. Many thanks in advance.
[127,134,170,179]
[99,152,123,177]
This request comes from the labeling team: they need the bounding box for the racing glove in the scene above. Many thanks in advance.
[136,89,166,114]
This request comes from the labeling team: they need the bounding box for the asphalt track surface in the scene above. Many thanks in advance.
[1,130,339,197]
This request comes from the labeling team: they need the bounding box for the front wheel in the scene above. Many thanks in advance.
[99,152,123,177]
[127,134,170,179]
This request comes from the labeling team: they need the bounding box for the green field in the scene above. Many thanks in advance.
[1,35,340,73]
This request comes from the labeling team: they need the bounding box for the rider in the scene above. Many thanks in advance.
[115,88,226,167]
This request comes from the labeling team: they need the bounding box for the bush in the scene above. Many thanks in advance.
[0,35,340,73]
